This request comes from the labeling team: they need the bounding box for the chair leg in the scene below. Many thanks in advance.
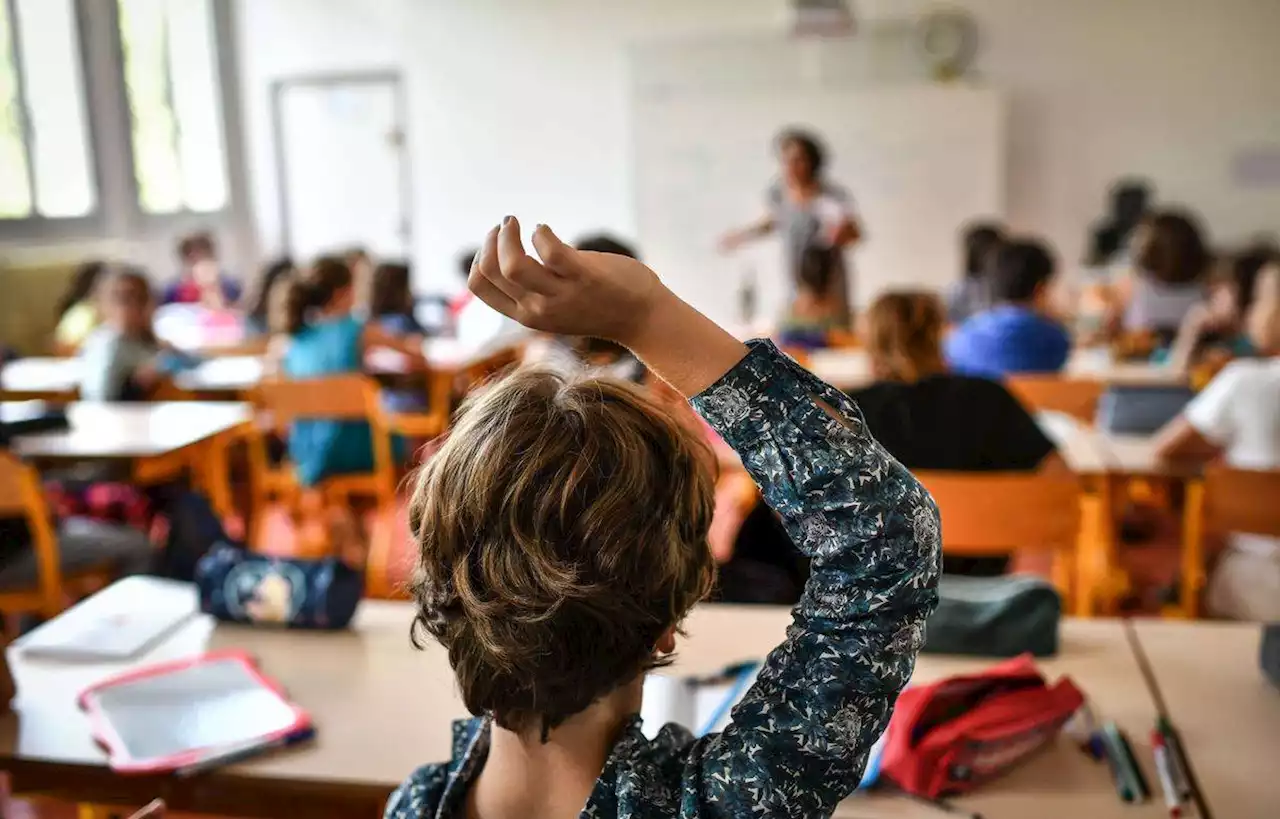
[1179,480,1206,619]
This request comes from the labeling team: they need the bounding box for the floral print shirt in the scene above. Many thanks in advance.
[385,340,941,819]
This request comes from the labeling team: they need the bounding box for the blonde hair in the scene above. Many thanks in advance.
[865,290,946,382]
[408,367,716,736]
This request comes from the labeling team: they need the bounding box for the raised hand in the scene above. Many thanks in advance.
[469,217,662,347]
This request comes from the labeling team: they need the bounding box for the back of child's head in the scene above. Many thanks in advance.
[1230,242,1278,317]
[177,232,217,265]
[369,261,414,318]
[989,238,1057,305]
[408,367,716,736]
[865,290,945,382]
[1135,210,1210,287]
[269,256,354,336]
[962,222,1004,280]
[58,260,109,318]
[247,258,296,323]
[797,245,837,297]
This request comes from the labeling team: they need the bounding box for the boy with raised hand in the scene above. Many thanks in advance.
[388,217,940,819]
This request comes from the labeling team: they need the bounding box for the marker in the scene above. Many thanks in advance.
[1099,727,1135,802]
[1152,731,1183,817]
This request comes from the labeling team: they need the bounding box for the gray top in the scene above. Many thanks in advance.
[766,180,856,318]
[1123,275,1204,333]
[79,328,159,401]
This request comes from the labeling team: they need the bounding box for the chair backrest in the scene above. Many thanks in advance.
[1006,375,1105,425]
[916,471,1081,554]
[255,374,381,427]
[1203,466,1280,537]
[0,450,64,614]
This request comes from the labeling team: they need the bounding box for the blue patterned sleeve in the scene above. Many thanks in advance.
[687,340,941,816]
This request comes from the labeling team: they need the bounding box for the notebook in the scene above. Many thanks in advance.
[19,576,198,662]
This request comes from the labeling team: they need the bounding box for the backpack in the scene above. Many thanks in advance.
[153,489,230,581]
[880,654,1084,799]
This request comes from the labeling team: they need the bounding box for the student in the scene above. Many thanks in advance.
[1154,259,1280,621]
[776,245,845,350]
[54,260,109,353]
[163,232,241,307]
[1110,209,1210,341]
[79,270,168,401]
[268,257,426,486]
[242,258,296,338]
[852,290,1061,576]
[945,222,1004,323]
[369,261,431,413]
[1163,244,1275,373]
[345,246,375,313]
[945,238,1071,379]
[387,217,939,819]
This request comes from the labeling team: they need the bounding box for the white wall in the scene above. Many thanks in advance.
[236,0,1280,292]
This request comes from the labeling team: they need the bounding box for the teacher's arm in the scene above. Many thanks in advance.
[719,214,777,253]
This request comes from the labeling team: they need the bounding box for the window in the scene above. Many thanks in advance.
[0,0,97,220]
[118,0,228,214]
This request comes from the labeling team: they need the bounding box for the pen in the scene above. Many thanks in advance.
[1098,727,1135,803]
[1113,725,1151,802]
[176,726,316,777]
[1151,731,1182,817]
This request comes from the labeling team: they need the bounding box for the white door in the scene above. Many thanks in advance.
[277,77,409,260]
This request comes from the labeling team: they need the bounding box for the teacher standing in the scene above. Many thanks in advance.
[720,128,862,327]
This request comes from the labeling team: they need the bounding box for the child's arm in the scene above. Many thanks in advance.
[471,218,940,816]
[362,323,428,363]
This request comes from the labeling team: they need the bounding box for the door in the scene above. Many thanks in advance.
[274,74,410,260]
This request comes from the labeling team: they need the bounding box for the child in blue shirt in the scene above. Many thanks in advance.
[268,257,425,485]
[387,217,939,819]
[945,238,1071,379]
[368,261,431,413]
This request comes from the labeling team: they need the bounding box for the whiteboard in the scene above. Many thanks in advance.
[632,86,1006,325]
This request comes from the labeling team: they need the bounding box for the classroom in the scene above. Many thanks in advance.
[1,0,1278,817]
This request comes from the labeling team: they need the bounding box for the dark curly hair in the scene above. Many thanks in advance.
[407,367,716,737]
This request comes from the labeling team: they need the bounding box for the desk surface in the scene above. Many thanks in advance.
[1,580,1174,818]
[1133,620,1278,819]
[807,348,1186,393]
[6,401,250,460]
[0,357,81,397]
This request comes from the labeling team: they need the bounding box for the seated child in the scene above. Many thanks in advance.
[945,221,1004,324]
[1108,209,1210,344]
[1163,244,1275,376]
[54,260,109,353]
[268,256,427,486]
[852,290,1062,576]
[242,258,296,338]
[945,238,1071,378]
[387,217,939,819]
[776,245,846,351]
[79,269,172,401]
[1154,258,1280,621]
[162,232,242,308]
[369,261,431,413]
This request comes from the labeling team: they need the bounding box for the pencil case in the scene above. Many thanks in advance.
[922,575,1060,658]
[195,544,362,629]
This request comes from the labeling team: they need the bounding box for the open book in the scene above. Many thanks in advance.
[640,662,887,790]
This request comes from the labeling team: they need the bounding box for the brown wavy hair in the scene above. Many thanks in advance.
[269,256,353,335]
[408,367,716,737]
[865,290,946,382]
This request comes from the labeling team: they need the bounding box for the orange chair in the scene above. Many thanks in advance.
[0,452,123,619]
[916,471,1097,615]
[1005,375,1105,425]
[1180,466,1280,618]
[248,374,398,550]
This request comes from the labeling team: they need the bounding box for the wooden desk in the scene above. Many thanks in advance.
[807,349,1186,393]
[6,401,251,519]
[0,357,80,400]
[173,355,264,395]
[1133,621,1279,819]
[0,582,1165,818]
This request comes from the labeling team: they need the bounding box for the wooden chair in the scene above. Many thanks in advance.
[248,374,398,539]
[915,471,1096,615]
[1006,375,1105,425]
[0,451,116,619]
[1180,466,1280,618]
